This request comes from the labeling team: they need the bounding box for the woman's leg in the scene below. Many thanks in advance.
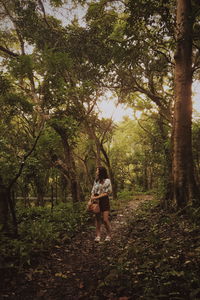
[95,213,101,237]
[102,210,111,237]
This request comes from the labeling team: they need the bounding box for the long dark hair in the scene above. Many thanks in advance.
[96,166,108,182]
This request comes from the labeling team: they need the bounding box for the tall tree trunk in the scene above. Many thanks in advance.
[0,183,9,232]
[62,139,81,202]
[157,114,173,208]
[51,124,81,203]
[34,176,46,206]
[100,144,117,199]
[172,0,199,207]
[85,121,101,167]
[60,174,68,203]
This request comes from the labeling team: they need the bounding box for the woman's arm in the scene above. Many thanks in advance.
[91,179,112,200]
[91,192,108,200]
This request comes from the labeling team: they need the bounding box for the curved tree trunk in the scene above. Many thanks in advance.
[172,0,199,207]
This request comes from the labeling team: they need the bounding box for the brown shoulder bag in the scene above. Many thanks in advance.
[87,199,100,214]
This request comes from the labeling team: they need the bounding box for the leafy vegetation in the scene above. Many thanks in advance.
[0,202,89,269]
[0,0,200,298]
[1,198,200,299]
[94,200,200,299]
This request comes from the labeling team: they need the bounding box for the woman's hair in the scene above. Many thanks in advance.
[97,166,108,181]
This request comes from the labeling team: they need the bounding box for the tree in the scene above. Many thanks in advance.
[82,0,176,200]
[0,0,105,206]
[84,0,200,207]
[49,116,83,203]
[84,114,117,199]
[172,0,200,207]
[0,70,42,234]
[192,119,200,187]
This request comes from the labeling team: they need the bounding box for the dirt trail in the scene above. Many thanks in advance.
[3,196,152,300]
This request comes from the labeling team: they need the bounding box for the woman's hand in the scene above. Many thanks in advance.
[91,193,108,200]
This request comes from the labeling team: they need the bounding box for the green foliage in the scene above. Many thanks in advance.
[42,50,73,74]
[48,115,79,142]
[110,189,135,211]
[3,93,33,114]
[0,154,18,185]
[23,157,48,177]
[9,55,34,79]
[0,0,198,228]
[86,2,105,20]
[0,70,35,184]
[0,73,11,94]
[117,189,135,202]
[110,115,171,196]
[109,15,127,42]
[49,0,64,7]
[192,120,200,187]
[21,155,50,197]
[36,126,61,155]
[95,200,200,299]
[0,202,89,268]
[0,72,33,116]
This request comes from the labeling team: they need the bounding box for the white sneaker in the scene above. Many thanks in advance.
[105,236,111,242]
[94,236,101,242]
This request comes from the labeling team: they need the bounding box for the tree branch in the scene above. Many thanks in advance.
[8,127,44,190]
[0,45,19,57]
[38,0,51,28]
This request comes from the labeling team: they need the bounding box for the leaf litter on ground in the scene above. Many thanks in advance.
[1,195,200,299]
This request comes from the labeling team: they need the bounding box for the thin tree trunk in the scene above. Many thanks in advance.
[0,183,9,232]
[60,174,68,203]
[37,193,45,206]
[8,189,18,236]
[51,185,54,212]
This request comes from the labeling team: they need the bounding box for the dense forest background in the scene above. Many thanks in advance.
[0,0,200,289]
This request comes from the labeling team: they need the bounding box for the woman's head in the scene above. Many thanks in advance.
[96,166,108,181]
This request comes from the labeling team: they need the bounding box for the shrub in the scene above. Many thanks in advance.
[0,202,89,268]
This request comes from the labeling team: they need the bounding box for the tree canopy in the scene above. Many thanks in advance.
[0,0,200,233]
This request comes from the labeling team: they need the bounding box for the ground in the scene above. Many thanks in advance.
[1,195,200,300]
[1,196,150,300]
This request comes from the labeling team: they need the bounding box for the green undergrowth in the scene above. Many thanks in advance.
[0,202,90,269]
[111,189,144,211]
[96,200,200,299]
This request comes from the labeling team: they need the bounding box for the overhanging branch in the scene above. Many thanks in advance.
[0,45,19,57]
[8,127,44,190]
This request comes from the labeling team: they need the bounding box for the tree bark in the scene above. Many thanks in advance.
[0,183,9,232]
[172,0,199,207]
[100,144,117,199]
[51,124,81,203]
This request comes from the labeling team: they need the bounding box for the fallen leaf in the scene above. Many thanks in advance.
[55,272,68,279]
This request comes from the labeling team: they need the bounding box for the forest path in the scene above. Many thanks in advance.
[5,195,153,300]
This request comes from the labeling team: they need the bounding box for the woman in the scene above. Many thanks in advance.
[91,166,112,242]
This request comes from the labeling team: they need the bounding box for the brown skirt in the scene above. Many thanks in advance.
[99,195,110,212]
